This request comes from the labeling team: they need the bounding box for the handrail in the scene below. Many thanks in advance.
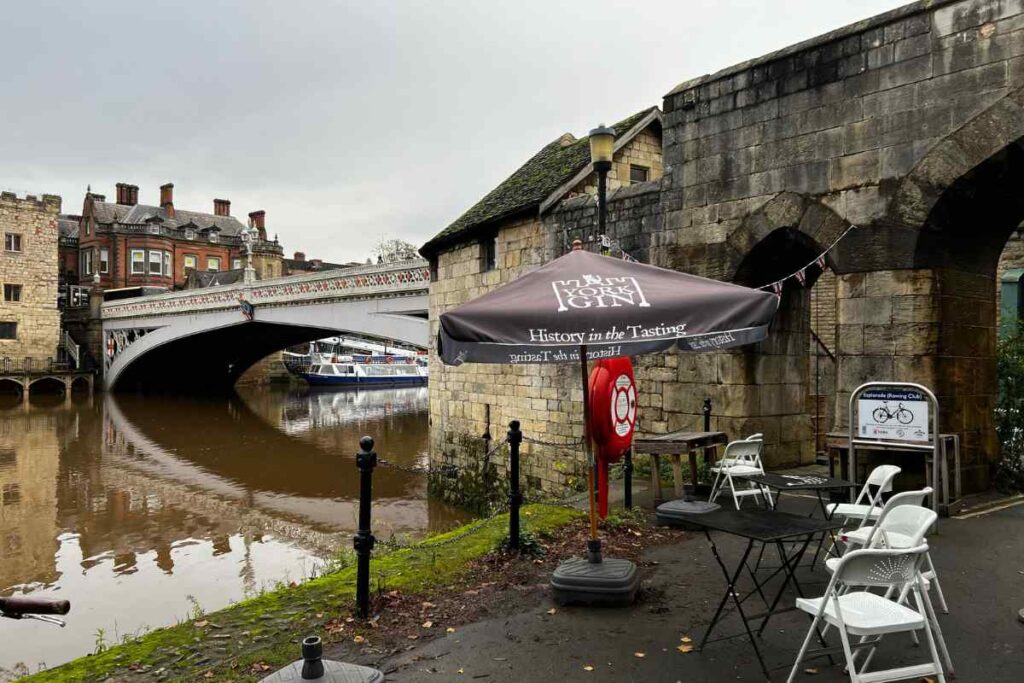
[61,330,80,369]
[810,329,835,362]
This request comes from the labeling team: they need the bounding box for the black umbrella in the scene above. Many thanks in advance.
[438,242,779,556]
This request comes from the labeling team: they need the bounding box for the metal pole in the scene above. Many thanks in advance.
[354,436,377,618]
[597,166,608,236]
[508,420,523,551]
[623,446,633,510]
[703,397,712,432]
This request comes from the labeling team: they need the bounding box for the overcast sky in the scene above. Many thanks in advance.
[1,0,908,263]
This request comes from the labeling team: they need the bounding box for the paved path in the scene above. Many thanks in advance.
[380,496,1024,681]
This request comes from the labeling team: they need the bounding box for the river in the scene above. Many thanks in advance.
[0,385,466,677]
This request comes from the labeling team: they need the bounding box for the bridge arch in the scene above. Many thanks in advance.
[101,260,430,393]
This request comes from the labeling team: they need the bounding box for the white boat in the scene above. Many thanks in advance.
[298,356,428,386]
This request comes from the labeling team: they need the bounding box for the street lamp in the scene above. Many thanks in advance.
[589,124,615,238]
[240,223,258,284]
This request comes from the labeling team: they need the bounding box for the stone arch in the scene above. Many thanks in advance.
[0,377,24,396]
[69,375,92,393]
[28,376,67,395]
[712,193,849,467]
[726,192,849,283]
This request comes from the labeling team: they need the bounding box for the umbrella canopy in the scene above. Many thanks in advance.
[439,247,779,366]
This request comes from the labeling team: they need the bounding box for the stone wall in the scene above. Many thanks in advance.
[0,193,61,365]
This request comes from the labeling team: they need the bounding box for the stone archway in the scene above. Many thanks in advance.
[713,193,849,467]
[848,87,1024,491]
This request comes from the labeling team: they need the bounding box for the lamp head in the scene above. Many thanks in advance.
[588,124,616,168]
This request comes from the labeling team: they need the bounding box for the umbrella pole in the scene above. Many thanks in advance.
[580,345,601,563]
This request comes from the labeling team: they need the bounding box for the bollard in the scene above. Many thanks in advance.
[703,397,712,432]
[623,447,633,510]
[507,420,523,551]
[353,436,377,619]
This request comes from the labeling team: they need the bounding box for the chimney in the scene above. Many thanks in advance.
[213,198,231,216]
[293,251,306,261]
[249,210,267,240]
[160,183,175,218]
[116,183,139,206]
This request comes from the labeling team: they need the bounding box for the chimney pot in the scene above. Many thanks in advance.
[294,251,306,261]
[160,183,175,218]
[248,210,267,240]
[213,198,231,216]
[116,183,139,206]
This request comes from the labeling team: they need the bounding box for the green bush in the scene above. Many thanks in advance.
[995,326,1024,492]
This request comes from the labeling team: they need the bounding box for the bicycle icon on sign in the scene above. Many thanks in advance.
[872,402,914,425]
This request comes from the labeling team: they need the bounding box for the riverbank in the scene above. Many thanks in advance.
[20,504,583,682]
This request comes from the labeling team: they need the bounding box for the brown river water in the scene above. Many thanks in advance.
[0,385,467,676]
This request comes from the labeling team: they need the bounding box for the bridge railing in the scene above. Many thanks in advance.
[101,258,430,321]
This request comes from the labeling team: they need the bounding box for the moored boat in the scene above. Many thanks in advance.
[299,356,428,386]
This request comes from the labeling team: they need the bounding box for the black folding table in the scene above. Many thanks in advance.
[734,471,857,569]
[678,508,842,681]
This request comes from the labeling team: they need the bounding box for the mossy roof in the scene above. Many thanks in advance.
[421,106,659,256]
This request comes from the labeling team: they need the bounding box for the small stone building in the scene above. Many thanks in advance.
[0,193,62,367]
[420,107,664,501]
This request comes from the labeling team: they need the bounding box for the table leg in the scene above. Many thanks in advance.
[688,449,698,490]
[699,532,770,680]
[651,454,663,504]
[758,535,814,635]
[671,454,684,499]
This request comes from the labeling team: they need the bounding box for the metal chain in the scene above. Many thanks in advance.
[377,438,508,477]
[521,435,585,450]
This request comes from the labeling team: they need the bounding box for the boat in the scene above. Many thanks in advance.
[298,355,428,386]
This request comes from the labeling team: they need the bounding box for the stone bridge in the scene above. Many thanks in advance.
[101,259,429,392]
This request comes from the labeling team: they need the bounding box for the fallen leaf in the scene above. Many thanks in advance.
[195,620,208,628]
[634,651,646,658]
[422,620,433,628]
[422,601,436,608]
[407,634,419,640]
[446,627,456,633]
[546,608,557,615]
[457,668,464,674]
[680,635,692,643]
[804,668,818,674]
[353,635,366,644]
[315,613,323,619]
[345,617,355,623]
[677,644,694,653]
[203,673,214,680]
[583,665,595,671]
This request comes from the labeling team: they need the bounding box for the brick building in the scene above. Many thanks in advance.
[70,183,283,291]
[0,192,62,365]
[283,251,356,276]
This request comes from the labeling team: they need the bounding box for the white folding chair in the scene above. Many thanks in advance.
[708,435,772,509]
[787,545,946,683]
[825,499,954,676]
[837,487,932,551]
[826,464,901,528]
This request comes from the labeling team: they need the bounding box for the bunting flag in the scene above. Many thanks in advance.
[756,224,857,292]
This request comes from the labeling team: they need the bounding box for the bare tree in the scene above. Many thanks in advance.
[372,237,420,263]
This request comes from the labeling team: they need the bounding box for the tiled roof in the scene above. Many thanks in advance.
[91,201,247,236]
[58,214,80,239]
[420,106,659,256]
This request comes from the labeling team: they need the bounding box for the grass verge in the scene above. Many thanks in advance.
[24,504,582,683]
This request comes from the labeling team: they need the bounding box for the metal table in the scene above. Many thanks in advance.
[632,430,727,502]
[734,471,857,570]
[676,508,842,681]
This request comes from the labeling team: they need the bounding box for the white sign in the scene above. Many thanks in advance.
[857,388,930,442]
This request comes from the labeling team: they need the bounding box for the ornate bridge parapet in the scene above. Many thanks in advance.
[100,259,431,392]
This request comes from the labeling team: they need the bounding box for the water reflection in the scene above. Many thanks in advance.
[0,386,464,675]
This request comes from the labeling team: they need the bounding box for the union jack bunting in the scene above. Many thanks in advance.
[795,268,807,286]
[815,254,827,271]
[771,281,783,296]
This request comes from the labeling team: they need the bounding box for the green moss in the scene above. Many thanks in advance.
[25,504,581,683]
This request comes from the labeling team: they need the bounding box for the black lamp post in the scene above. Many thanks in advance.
[589,124,615,240]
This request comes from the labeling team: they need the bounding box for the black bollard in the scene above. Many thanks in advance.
[301,636,325,679]
[703,397,712,432]
[507,420,523,551]
[623,447,633,510]
[353,436,377,619]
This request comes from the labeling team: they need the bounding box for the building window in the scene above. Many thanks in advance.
[99,247,109,274]
[148,250,163,275]
[80,249,94,276]
[629,165,649,183]
[183,254,198,275]
[429,258,438,283]
[163,252,172,277]
[4,233,22,252]
[3,285,21,302]
[231,258,242,270]
[209,232,220,244]
[184,229,195,240]
[481,235,497,272]
[131,249,146,274]
[0,322,16,339]
[148,224,161,235]
[207,257,221,272]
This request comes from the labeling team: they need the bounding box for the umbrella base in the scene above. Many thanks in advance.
[260,659,385,682]
[656,499,720,530]
[550,556,639,607]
